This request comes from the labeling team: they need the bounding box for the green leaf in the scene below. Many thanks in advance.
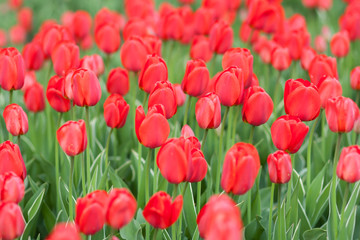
[109,167,128,189]
[120,219,144,240]
[303,228,327,240]
[183,184,197,236]
[274,199,286,240]
[291,221,301,240]
[298,199,311,236]
[244,216,265,239]
[310,181,331,226]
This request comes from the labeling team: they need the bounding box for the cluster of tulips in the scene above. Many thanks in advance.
[1,0,360,239]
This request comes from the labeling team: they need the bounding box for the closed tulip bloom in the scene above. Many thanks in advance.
[317,76,342,108]
[181,59,209,97]
[22,41,45,71]
[9,25,26,45]
[95,8,123,32]
[267,150,292,184]
[330,31,350,58]
[222,48,253,88]
[0,172,24,203]
[157,10,185,41]
[106,68,129,96]
[24,82,45,113]
[120,36,149,72]
[46,223,82,240]
[209,20,233,54]
[195,92,221,129]
[46,75,71,113]
[42,25,74,58]
[284,79,321,121]
[271,115,309,153]
[80,34,93,50]
[181,124,195,138]
[308,54,338,86]
[139,54,168,94]
[64,69,76,100]
[239,21,259,44]
[122,18,148,40]
[72,68,102,107]
[135,105,170,148]
[325,96,359,133]
[103,94,130,129]
[75,190,108,235]
[350,66,360,90]
[73,11,92,40]
[300,47,316,70]
[197,195,243,240]
[143,35,162,56]
[106,188,137,229]
[51,41,80,76]
[3,104,28,136]
[22,71,37,92]
[148,81,177,119]
[0,30,7,48]
[337,146,360,183]
[190,36,213,63]
[0,202,25,240]
[95,25,121,54]
[174,83,186,106]
[193,7,215,36]
[0,47,25,91]
[0,141,26,179]
[56,120,87,156]
[17,8,32,32]
[143,191,183,229]
[214,66,244,106]
[157,137,207,183]
[242,86,273,126]
[271,46,292,71]
[80,54,104,77]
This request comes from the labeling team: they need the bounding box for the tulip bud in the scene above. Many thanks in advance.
[73,11,92,40]
[315,35,327,53]
[72,68,102,107]
[195,92,221,129]
[190,36,213,63]
[253,37,277,64]
[271,115,309,153]
[300,47,316,70]
[103,94,130,129]
[135,105,170,148]
[0,141,26,179]
[308,54,338,86]
[0,30,7,48]
[209,20,233,54]
[157,9,185,41]
[51,41,80,76]
[75,190,108,235]
[182,59,209,97]
[17,7,32,32]
[80,54,104,77]
[106,67,129,96]
[336,146,360,183]
[143,191,183,229]
[42,25,74,58]
[330,31,350,58]
[271,46,292,71]
[46,223,82,240]
[8,0,22,9]
[148,81,177,119]
[181,124,195,138]
[139,54,168,94]
[317,76,342,108]
[0,47,25,91]
[46,75,71,113]
[3,104,28,136]
[193,7,215,36]
[95,24,121,54]
[239,21,259,44]
[174,83,186,107]
[0,202,25,240]
[9,25,26,45]
[24,81,46,113]
[120,36,149,72]
[0,172,24,203]
[57,120,87,156]
[22,41,45,71]
[350,66,360,90]
[267,150,292,184]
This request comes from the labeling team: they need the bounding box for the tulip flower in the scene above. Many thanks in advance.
[0,141,26,179]
[174,83,186,106]
[317,76,342,108]
[106,188,137,229]
[46,223,82,240]
[308,54,338,87]
[197,194,243,240]
[46,75,71,113]
[193,7,215,36]
[181,124,195,138]
[3,104,28,136]
[22,41,44,71]
[271,115,309,153]
[120,36,149,72]
[190,36,213,62]
[139,54,168,94]
[143,191,183,229]
[0,172,24,203]
[135,105,170,148]
[9,25,26,45]
[209,20,233,54]
[103,94,130,129]
[106,67,129,96]
[350,66,360,90]
[75,190,108,235]
[0,202,25,240]
[330,31,350,58]
[79,54,104,77]
[8,0,22,9]
[0,30,6,48]
[56,120,87,156]
[239,21,259,44]
[122,18,148,40]
[24,82,46,113]
[267,150,292,184]
[72,68,102,107]
[157,9,185,41]
[271,46,292,71]
[51,41,80,76]
[182,59,209,97]
[337,145,360,183]
[0,47,25,91]
[42,25,74,58]
[221,142,260,195]
[148,81,177,119]
[314,35,327,53]
[95,24,121,54]
[300,47,317,71]
[73,10,92,40]
[195,92,221,129]
[17,7,32,32]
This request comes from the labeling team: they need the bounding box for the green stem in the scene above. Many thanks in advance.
[277,184,282,237]
[177,183,188,239]
[69,156,74,220]
[268,183,275,240]
[183,96,192,126]
[249,125,255,144]
[273,71,282,118]
[145,149,154,240]
[17,135,20,145]
[215,106,230,193]
[85,106,91,193]
[55,113,63,211]
[105,128,114,190]
[321,110,326,161]
[153,229,159,240]
[231,106,241,144]
[226,107,233,149]
[71,101,75,120]
[153,152,158,194]
[306,116,320,192]
[197,129,208,213]
[81,153,86,195]
[286,155,294,211]
[355,134,359,145]
[247,189,252,223]
[142,92,149,108]
[137,143,142,200]
[9,89,13,104]
[339,182,349,230]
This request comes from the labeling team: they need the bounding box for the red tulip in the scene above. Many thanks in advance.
[0,47,25,91]
[46,75,71,113]
[239,21,260,44]
[337,145,360,183]
[72,68,102,107]
[197,194,243,240]
[148,81,177,119]
[330,31,350,58]
[123,18,148,40]
[340,2,360,41]
[214,66,244,106]
[120,36,149,72]
[193,7,215,36]
[181,59,209,97]
[103,94,130,129]
[271,46,292,71]
[267,150,292,184]
[22,71,37,92]
[135,105,170,148]
[325,96,359,133]
[24,81,45,113]
[64,69,76,100]
[95,24,121,54]
[8,0,22,9]
[22,41,45,71]
[0,30,7,48]
[157,9,185,41]
[80,34,93,50]
[75,190,108,235]
[143,191,183,229]
[57,120,87,156]
[174,83,186,106]
[195,92,221,129]
[139,54,168,94]
[3,104,28,136]
[181,124,195,138]
[190,36,213,63]
[300,47,317,71]
[284,28,311,61]
[209,20,233,54]
[242,86,273,126]
[9,25,26,45]
[308,54,338,86]
[73,11,92,40]
[95,8,123,32]
[271,115,309,153]
[106,67,129,96]
[0,202,25,240]
[0,172,24,203]
[17,7,32,32]
[302,0,332,10]
[284,79,321,121]
[51,41,80,76]
[157,136,207,183]
[350,66,360,90]
[0,141,26,180]
[143,35,162,56]
[253,37,277,64]
[80,54,104,77]
[42,25,74,58]
[221,143,260,195]
[46,223,82,240]
[317,76,342,108]
[314,35,327,53]
[106,188,137,229]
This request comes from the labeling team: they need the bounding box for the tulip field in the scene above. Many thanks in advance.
[2,0,360,239]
